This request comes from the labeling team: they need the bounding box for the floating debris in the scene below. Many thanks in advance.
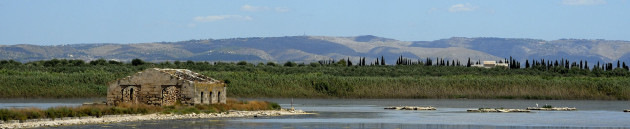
[467,108,531,113]
[526,107,577,111]
[384,106,436,110]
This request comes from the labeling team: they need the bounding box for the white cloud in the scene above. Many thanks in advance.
[448,3,478,12]
[562,0,607,5]
[193,15,252,22]
[241,4,270,12]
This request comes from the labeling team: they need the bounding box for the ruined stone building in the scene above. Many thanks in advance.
[107,68,226,106]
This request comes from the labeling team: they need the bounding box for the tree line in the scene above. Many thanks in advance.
[1,56,629,77]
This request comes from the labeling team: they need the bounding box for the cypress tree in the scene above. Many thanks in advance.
[362,57,366,66]
[525,60,530,68]
[381,56,385,65]
[347,57,352,66]
[584,61,588,70]
[618,60,620,68]
[467,57,471,67]
[438,58,441,66]
[597,61,600,68]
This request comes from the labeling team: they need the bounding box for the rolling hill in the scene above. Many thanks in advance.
[1,35,629,65]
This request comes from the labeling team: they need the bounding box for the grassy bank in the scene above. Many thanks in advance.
[1,59,629,99]
[0,99,280,122]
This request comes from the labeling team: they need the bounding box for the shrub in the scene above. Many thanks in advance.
[22,109,44,120]
[268,102,281,110]
[44,107,76,119]
[105,107,125,115]
[131,58,145,66]
[0,109,11,121]
[266,62,277,66]
[79,107,103,117]
[283,61,297,67]
[0,109,26,121]
[236,61,248,65]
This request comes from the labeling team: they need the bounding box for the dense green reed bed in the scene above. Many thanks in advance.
[0,69,113,98]
[208,72,630,100]
[0,59,629,99]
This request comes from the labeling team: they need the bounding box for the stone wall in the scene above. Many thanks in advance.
[193,83,227,104]
[161,86,179,106]
[107,69,192,106]
[121,86,140,103]
[107,68,226,106]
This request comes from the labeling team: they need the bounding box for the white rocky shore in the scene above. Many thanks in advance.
[0,109,308,129]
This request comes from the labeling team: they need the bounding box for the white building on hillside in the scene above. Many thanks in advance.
[471,61,509,68]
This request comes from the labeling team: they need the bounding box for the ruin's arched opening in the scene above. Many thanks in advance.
[121,85,140,104]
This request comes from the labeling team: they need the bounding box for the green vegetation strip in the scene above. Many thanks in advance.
[0,99,280,122]
[0,59,629,100]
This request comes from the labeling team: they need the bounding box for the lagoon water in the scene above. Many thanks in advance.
[0,98,104,109]
[2,99,629,129]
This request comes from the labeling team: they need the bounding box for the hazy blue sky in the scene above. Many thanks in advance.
[0,0,628,45]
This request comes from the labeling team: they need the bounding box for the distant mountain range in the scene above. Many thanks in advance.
[2,35,630,65]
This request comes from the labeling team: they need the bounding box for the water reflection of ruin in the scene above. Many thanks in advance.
[107,68,226,106]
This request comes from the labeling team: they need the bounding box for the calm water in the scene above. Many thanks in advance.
[3,99,628,129]
[0,98,104,109]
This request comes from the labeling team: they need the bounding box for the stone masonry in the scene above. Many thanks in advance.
[107,68,226,106]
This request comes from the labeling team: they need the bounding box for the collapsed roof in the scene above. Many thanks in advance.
[154,68,221,83]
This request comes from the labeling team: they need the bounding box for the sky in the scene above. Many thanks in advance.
[0,0,629,45]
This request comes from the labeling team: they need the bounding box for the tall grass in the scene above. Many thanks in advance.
[1,61,629,99]
[206,72,630,100]
[0,69,115,97]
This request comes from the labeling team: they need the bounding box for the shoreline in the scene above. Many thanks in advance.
[0,109,309,129]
